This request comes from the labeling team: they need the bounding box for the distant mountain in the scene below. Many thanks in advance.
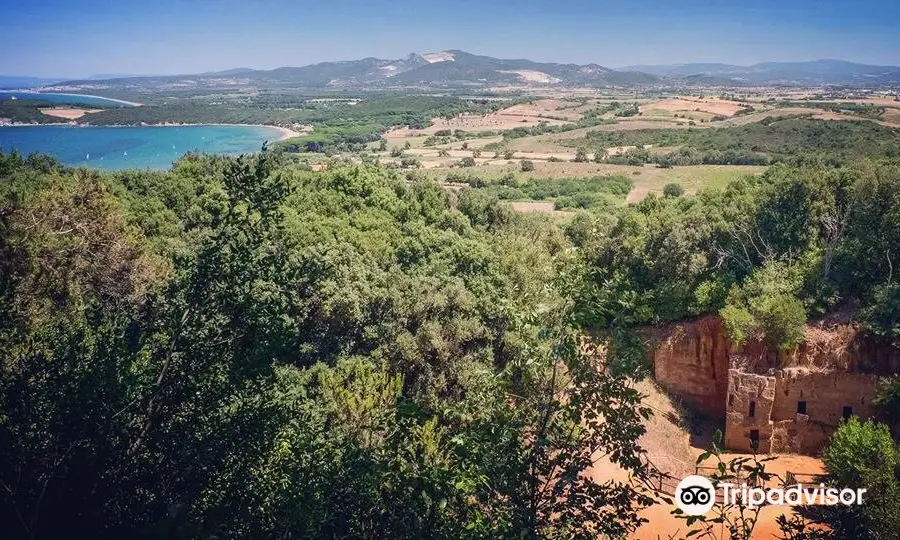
[199,68,256,76]
[255,53,432,87]
[0,76,65,89]
[44,50,657,93]
[618,63,745,77]
[34,54,900,94]
[87,73,144,80]
[385,50,656,87]
[619,59,900,85]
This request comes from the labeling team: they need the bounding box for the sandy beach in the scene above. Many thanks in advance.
[265,125,299,140]
[5,90,144,107]
[148,122,299,140]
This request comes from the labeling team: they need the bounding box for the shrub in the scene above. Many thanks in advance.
[720,262,807,351]
[520,160,535,172]
[662,183,685,197]
[817,418,900,538]
[400,157,421,169]
[721,305,756,346]
[753,293,806,350]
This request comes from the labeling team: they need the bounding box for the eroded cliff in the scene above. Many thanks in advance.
[646,315,900,454]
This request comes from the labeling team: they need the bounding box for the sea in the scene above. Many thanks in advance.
[0,91,282,170]
[0,124,284,170]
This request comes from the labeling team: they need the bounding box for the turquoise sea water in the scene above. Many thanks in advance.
[0,91,136,108]
[0,125,282,170]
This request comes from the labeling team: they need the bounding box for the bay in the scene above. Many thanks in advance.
[0,125,284,170]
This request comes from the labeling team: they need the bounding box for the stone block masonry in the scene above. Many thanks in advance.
[724,368,879,453]
[646,315,900,455]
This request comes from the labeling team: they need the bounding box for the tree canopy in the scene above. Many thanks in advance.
[0,150,653,538]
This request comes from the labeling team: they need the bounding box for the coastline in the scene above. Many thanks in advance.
[148,122,299,141]
[1,90,143,107]
[0,121,300,141]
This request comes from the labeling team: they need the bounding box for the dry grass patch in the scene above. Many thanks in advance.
[882,108,900,126]
[595,118,688,130]
[39,108,101,119]
[385,100,573,137]
[505,201,575,217]
[423,161,765,202]
[641,97,748,117]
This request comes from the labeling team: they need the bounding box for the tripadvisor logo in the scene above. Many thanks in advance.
[674,475,866,516]
[675,475,716,515]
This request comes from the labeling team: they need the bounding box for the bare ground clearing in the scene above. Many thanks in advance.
[385,101,573,137]
[39,107,101,119]
[505,201,575,217]
[587,380,826,539]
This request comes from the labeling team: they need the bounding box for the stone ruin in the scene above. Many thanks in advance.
[644,315,900,454]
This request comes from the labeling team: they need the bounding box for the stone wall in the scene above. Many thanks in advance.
[724,368,881,453]
[724,370,776,453]
[648,315,900,455]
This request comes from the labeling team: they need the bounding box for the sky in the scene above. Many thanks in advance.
[3,0,900,78]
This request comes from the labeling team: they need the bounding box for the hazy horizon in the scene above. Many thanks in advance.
[3,0,900,78]
[6,52,900,82]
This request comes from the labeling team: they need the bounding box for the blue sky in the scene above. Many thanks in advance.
[3,0,900,77]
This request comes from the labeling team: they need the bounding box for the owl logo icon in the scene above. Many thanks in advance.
[675,475,716,515]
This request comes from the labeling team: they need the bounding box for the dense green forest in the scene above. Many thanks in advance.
[79,95,504,129]
[4,145,900,537]
[571,157,900,347]
[570,118,900,166]
[0,150,652,538]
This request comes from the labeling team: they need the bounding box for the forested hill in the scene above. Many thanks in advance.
[618,59,900,85]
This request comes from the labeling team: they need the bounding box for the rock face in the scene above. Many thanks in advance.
[724,368,880,453]
[647,316,900,455]
[645,316,731,419]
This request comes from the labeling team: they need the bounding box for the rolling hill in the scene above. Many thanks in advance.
[619,59,900,85]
